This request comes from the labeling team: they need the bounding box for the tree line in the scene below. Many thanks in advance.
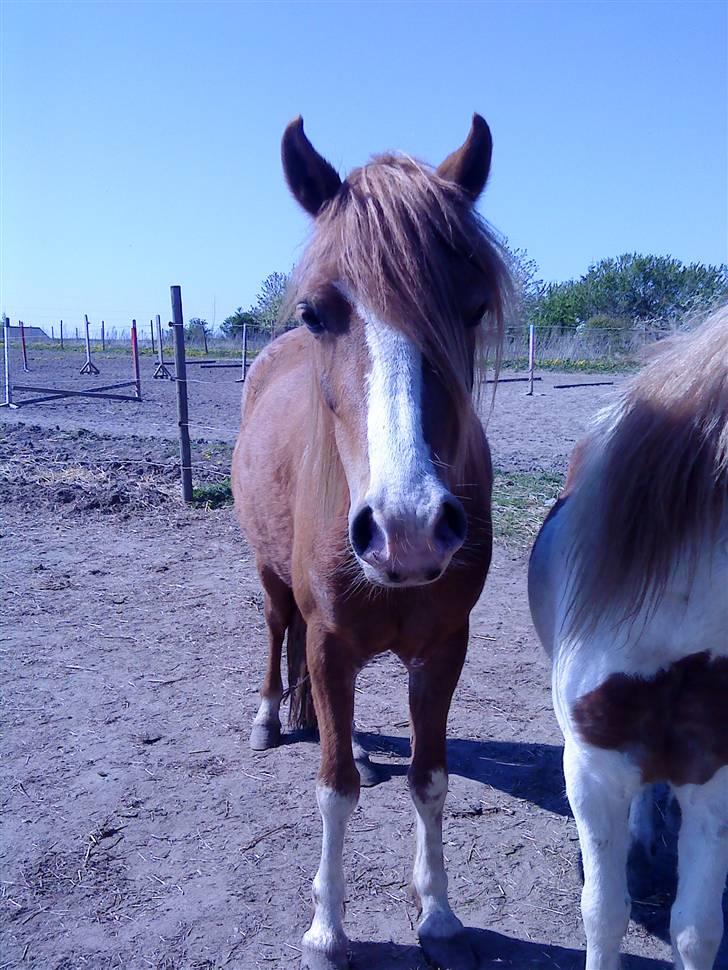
[511,250,727,332]
[185,272,290,343]
[186,251,728,342]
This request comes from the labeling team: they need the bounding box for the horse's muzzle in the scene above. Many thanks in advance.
[349,495,467,587]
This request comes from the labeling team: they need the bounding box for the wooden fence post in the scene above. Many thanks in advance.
[130,320,142,401]
[170,286,193,502]
[101,320,105,351]
[150,319,156,354]
[60,320,64,350]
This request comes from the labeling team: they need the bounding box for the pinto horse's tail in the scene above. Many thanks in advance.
[286,606,317,730]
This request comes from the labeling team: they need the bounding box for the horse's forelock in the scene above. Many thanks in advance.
[286,153,510,402]
[283,152,511,519]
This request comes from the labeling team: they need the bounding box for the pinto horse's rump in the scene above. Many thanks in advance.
[529,305,728,970]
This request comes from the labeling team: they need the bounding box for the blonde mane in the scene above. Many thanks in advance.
[566,303,728,632]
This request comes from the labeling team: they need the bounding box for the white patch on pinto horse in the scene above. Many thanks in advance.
[302,785,357,959]
[533,461,728,969]
[410,768,463,939]
[359,303,442,516]
[563,740,639,970]
[670,766,728,970]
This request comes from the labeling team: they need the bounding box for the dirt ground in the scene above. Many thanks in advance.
[2,349,725,970]
[0,349,621,468]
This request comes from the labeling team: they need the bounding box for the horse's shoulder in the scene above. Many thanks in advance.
[242,328,309,417]
[563,435,593,493]
[530,438,590,562]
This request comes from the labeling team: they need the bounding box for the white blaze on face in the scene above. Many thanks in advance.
[359,302,440,514]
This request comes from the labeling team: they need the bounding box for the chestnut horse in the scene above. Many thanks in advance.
[529,306,728,970]
[232,115,509,968]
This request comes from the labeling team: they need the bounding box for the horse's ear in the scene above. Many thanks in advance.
[281,117,342,217]
[436,113,493,201]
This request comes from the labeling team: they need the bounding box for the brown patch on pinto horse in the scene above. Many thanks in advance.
[572,651,728,786]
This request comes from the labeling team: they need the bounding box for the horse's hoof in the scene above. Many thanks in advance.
[418,908,463,940]
[300,942,349,970]
[418,931,478,970]
[418,910,476,970]
[249,721,281,750]
[355,755,381,788]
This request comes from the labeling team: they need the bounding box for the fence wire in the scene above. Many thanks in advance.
[4,311,680,504]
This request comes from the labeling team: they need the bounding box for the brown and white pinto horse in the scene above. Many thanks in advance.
[232,115,509,968]
[529,306,728,970]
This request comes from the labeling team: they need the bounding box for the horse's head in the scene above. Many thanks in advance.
[282,116,508,588]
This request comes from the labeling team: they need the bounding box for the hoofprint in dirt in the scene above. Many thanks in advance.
[2,437,701,969]
[0,347,624,473]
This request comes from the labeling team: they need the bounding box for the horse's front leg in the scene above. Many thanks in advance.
[301,623,359,970]
[408,626,475,967]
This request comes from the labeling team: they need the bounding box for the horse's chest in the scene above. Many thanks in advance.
[571,651,728,786]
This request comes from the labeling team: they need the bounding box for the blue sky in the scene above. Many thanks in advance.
[1,0,726,334]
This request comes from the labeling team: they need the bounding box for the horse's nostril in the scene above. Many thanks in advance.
[435,498,467,548]
[350,505,375,557]
[386,569,402,584]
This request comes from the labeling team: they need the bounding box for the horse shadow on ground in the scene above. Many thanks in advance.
[348,931,671,968]
[352,732,728,968]
[355,731,568,814]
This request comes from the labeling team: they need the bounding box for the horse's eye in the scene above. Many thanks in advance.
[297,302,325,334]
[466,302,488,328]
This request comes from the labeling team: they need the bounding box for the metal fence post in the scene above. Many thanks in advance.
[101,320,105,351]
[242,318,249,381]
[527,324,535,396]
[1,316,18,408]
[153,313,172,379]
[80,314,100,375]
[170,286,193,502]
[60,320,64,350]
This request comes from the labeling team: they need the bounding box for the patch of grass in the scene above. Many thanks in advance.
[184,346,261,359]
[492,470,564,547]
[23,341,263,362]
[191,478,233,509]
[501,356,638,374]
[189,470,563,547]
